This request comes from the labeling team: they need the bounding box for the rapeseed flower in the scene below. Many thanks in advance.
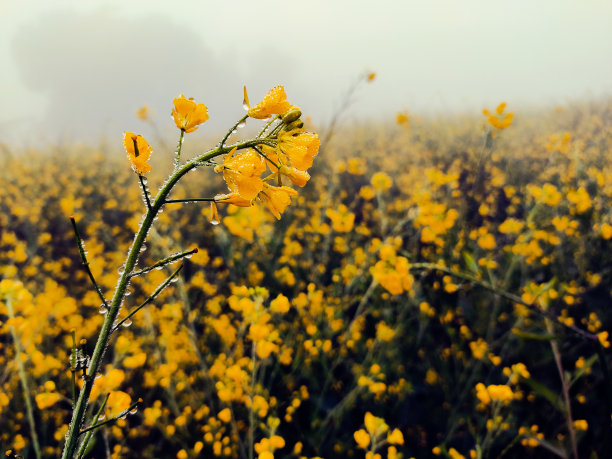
[258,183,298,220]
[214,148,266,200]
[123,132,153,175]
[171,94,209,133]
[277,130,320,171]
[246,86,293,119]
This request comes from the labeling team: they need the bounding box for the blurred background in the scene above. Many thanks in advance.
[1,0,611,147]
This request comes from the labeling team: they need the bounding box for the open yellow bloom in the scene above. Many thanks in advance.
[247,86,293,119]
[123,132,152,175]
[171,94,209,133]
[258,183,297,219]
[214,148,266,200]
[277,130,320,171]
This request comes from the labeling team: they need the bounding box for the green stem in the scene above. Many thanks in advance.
[256,115,281,138]
[139,175,152,210]
[249,341,257,459]
[61,138,271,458]
[111,265,183,333]
[70,217,108,308]
[129,248,195,277]
[7,297,42,459]
[165,198,215,204]
[76,393,110,459]
[547,318,578,459]
[221,114,248,147]
[70,330,77,406]
[174,129,185,169]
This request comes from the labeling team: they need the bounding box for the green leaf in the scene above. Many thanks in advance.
[523,377,564,412]
[463,251,478,274]
[511,328,557,341]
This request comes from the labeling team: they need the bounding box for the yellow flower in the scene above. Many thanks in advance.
[123,132,153,175]
[171,94,209,133]
[214,148,266,200]
[277,130,320,171]
[258,183,298,220]
[387,428,404,445]
[371,172,392,191]
[353,429,370,449]
[106,390,132,417]
[136,105,149,121]
[218,408,231,423]
[278,165,310,187]
[214,192,253,207]
[247,86,293,119]
[364,412,388,436]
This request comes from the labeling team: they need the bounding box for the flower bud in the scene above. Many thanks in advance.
[282,108,302,124]
[283,120,304,132]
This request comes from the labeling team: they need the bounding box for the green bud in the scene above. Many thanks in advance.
[283,120,304,132]
[282,108,302,124]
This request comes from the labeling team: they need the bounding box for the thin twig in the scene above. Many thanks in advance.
[164,198,215,204]
[70,217,108,308]
[112,264,184,333]
[129,248,196,278]
[7,296,42,459]
[76,393,110,458]
[409,262,598,341]
[221,114,249,147]
[139,175,151,211]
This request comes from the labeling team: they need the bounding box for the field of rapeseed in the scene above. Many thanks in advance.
[1,88,612,459]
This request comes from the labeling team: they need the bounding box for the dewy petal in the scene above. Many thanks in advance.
[123,132,152,175]
[279,165,310,187]
[258,183,298,219]
[214,192,253,207]
[247,86,292,119]
[278,131,320,171]
[171,94,209,133]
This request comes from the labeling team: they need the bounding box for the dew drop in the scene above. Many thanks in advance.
[129,407,138,415]
[141,178,148,185]
[237,120,246,129]
[119,413,127,420]
[242,102,249,111]
[98,414,106,421]
[118,266,126,275]
[155,266,164,270]
[99,305,108,314]
[170,277,179,283]
[94,374,102,380]
[231,129,237,135]
[122,319,132,328]
[210,219,220,226]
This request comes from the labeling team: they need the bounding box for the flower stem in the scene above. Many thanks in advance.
[220,114,248,147]
[174,129,185,170]
[70,217,108,308]
[7,297,42,459]
[61,138,273,458]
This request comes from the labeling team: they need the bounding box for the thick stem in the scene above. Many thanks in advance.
[61,138,272,458]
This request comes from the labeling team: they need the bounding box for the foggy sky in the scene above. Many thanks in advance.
[1,0,612,147]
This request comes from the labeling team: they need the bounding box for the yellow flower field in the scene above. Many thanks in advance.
[1,92,612,458]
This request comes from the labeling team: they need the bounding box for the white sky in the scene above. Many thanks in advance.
[1,0,611,147]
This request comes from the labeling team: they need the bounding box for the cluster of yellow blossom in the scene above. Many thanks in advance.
[353,412,404,459]
[483,102,514,130]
